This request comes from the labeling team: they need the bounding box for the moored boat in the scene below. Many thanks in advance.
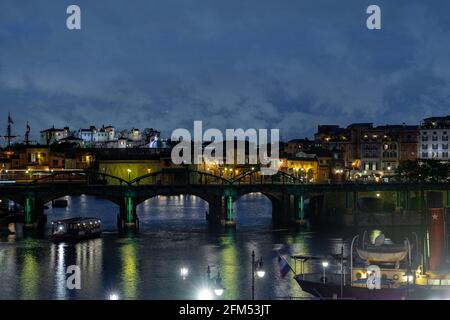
[356,246,408,264]
[51,217,101,242]
[291,231,450,300]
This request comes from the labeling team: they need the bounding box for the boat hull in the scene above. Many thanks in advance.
[294,276,450,300]
[52,231,101,243]
[356,247,407,264]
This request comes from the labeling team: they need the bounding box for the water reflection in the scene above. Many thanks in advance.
[0,194,425,300]
[20,243,39,300]
[120,241,139,299]
[54,243,67,299]
[219,230,238,299]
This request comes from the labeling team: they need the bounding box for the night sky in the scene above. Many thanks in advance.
[0,0,449,141]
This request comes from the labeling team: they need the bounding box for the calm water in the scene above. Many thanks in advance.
[0,194,417,300]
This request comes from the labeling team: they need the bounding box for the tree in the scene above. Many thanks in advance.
[395,160,450,183]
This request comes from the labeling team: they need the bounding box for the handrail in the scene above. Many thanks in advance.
[230,169,304,185]
[129,169,232,185]
[27,170,130,186]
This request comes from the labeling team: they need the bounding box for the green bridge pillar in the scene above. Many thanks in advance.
[118,195,138,230]
[295,193,307,226]
[23,196,45,229]
[224,195,236,227]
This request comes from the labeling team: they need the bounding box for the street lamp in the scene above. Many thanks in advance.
[251,251,265,300]
[109,292,119,300]
[197,288,213,300]
[201,265,225,299]
[322,261,329,284]
[180,267,189,280]
[213,272,224,297]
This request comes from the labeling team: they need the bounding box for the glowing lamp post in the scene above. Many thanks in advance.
[251,251,265,300]
[322,261,329,284]
[109,293,119,300]
[197,265,225,300]
[180,267,189,280]
[213,272,224,297]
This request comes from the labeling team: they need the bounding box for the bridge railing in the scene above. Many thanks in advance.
[24,170,130,186]
[231,169,304,185]
[130,169,231,186]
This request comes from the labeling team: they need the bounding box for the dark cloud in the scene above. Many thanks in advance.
[0,0,449,141]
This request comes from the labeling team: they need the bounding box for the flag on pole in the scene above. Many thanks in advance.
[8,113,13,124]
[278,255,291,278]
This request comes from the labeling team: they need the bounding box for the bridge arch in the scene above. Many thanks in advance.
[135,194,210,229]
[43,194,120,227]
[233,192,276,227]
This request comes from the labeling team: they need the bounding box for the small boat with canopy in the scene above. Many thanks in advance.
[51,217,101,242]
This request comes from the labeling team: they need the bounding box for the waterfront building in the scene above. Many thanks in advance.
[76,125,118,147]
[284,138,314,157]
[398,125,419,161]
[76,151,94,169]
[40,126,70,145]
[95,148,175,183]
[356,124,418,181]
[77,126,96,144]
[117,137,127,148]
[104,125,116,141]
[55,136,84,147]
[419,116,450,160]
[285,153,318,183]
[15,145,50,170]
[48,152,65,169]
[315,123,419,181]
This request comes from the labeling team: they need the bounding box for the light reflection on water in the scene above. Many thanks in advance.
[0,194,421,300]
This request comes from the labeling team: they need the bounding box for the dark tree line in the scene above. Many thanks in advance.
[395,160,450,183]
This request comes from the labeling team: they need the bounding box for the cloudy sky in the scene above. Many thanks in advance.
[0,0,449,142]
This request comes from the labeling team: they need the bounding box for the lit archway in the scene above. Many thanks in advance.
[234,192,273,229]
[136,194,209,230]
[44,195,119,230]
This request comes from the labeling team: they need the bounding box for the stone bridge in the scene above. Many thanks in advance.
[1,168,449,230]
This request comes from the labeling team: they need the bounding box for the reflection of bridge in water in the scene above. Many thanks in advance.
[1,168,450,230]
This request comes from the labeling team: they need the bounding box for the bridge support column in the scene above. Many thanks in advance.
[224,196,236,227]
[118,196,138,230]
[271,194,296,227]
[295,193,307,226]
[23,196,46,229]
[207,195,235,228]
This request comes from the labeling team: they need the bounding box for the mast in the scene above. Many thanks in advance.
[24,122,31,145]
[4,112,16,148]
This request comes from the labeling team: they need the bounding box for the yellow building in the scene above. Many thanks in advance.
[98,159,162,184]
[285,156,318,183]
